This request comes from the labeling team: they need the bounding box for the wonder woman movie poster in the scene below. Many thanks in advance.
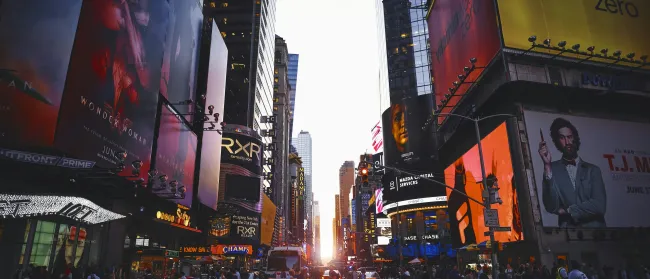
[155,104,197,208]
[159,0,203,123]
[55,0,170,177]
[0,0,82,148]
[444,123,523,248]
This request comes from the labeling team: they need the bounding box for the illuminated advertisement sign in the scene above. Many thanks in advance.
[229,211,260,241]
[180,246,210,255]
[370,121,384,153]
[0,148,95,168]
[524,111,650,227]
[444,123,523,248]
[0,194,124,224]
[0,0,82,148]
[381,94,444,205]
[260,194,276,246]
[427,0,500,124]
[382,196,447,214]
[220,125,263,212]
[156,204,194,230]
[377,218,391,228]
[212,245,253,255]
[498,0,650,70]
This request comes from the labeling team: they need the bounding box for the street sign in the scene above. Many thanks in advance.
[493,227,512,232]
[484,209,500,227]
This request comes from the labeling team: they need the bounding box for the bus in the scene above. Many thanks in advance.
[264,246,307,277]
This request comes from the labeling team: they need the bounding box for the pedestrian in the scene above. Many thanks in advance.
[568,261,587,279]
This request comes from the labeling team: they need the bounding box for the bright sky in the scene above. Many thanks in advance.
[275,0,382,263]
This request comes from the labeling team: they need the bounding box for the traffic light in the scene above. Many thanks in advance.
[359,166,369,183]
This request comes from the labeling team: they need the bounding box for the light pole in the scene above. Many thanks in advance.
[368,112,514,279]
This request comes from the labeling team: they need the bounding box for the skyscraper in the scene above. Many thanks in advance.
[374,0,390,113]
[206,0,278,189]
[272,35,292,228]
[288,54,299,137]
[334,194,341,257]
[292,131,313,245]
[338,161,355,226]
[382,0,433,103]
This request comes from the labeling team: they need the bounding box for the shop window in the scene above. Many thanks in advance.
[406,213,416,236]
[423,211,437,234]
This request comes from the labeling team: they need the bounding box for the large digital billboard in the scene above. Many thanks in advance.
[219,125,263,213]
[525,111,650,228]
[260,194,276,246]
[154,103,197,208]
[498,0,650,69]
[198,21,228,210]
[54,0,170,177]
[160,0,203,123]
[0,0,82,148]
[381,94,444,207]
[444,123,523,248]
[427,0,500,124]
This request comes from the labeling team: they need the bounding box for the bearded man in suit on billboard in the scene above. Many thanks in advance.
[538,117,607,228]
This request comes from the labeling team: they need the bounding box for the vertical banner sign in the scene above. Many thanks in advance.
[54,0,171,176]
[298,167,305,200]
[0,0,82,148]
[371,121,383,153]
[198,21,228,210]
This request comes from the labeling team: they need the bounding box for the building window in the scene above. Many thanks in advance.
[423,211,437,234]
[406,213,416,236]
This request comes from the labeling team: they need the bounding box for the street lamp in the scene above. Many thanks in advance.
[366,112,515,279]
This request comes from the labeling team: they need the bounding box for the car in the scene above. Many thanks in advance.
[322,270,341,279]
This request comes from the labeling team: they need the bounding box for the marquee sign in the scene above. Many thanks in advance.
[156,204,192,227]
[0,194,125,224]
[180,246,211,255]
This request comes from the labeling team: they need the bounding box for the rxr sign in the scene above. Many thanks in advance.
[237,226,256,238]
[222,137,261,159]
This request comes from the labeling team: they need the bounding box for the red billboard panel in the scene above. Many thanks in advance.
[0,0,82,148]
[427,0,500,123]
[54,0,170,176]
[444,123,523,247]
[155,103,197,208]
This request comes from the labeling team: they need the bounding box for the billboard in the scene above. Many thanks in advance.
[443,123,523,247]
[261,194,277,246]
[159,0,203,123]
[54,0,170,177]
[219,125,263,213]
[0,0,82,148]
[370,121,383,154]
[524,111,650,228]
[198,21,228,210]
[498,0,650,69]
[382,94,436,167]
[230,209,261,243]
[427,0,500,124]
[154,103,197,208]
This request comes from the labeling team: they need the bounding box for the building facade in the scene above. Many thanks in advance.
[374,0,391,113]
[272,35,292,231]
[313,200,321,264]
[207,0,278,190]
[287,54,299,137]
[382,0,433,103]
[427,0,650,269]
[338,161,355,228]
[292,131,313,246]
[334,194,341,259]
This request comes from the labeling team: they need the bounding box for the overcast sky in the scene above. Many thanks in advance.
[275,0,382,262]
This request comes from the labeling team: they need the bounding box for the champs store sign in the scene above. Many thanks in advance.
[211,245,253,255]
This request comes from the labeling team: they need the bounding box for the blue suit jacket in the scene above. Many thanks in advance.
[541,159,607,227]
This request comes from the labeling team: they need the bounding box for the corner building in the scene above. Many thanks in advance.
[427,0,650,269]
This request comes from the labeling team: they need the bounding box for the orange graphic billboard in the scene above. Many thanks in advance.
[444,123,523,247]
[498,0,650,69]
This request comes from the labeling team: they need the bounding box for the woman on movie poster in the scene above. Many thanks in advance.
[56,0,169,169]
